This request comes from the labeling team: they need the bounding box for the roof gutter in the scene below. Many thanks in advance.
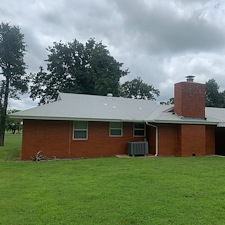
[145,122,158,157]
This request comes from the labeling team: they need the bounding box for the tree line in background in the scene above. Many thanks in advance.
[0,21,225,146]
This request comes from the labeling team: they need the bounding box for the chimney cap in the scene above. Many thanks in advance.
[185,75,195,82]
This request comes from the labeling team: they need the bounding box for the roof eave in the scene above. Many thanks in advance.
[149,119,218,125]
[10,115,146,123]
[10,115,219,125]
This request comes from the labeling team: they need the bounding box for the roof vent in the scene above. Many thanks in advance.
[107,93,113,97]
[185,75,195,82]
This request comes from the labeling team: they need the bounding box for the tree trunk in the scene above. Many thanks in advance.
[0,111,6,146]
[0,72,10,146]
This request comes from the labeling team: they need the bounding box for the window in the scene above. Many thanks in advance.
[134,123,145,137]
[73,121,88,140]
[109,122,123,136]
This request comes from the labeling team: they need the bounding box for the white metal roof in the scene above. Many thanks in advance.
[11,93,164,122]
[11,93,225,125]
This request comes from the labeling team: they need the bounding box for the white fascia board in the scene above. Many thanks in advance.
[11,114,218,125]
[11,115,218,125]
[149,119,218,125]
[10,115,145,123]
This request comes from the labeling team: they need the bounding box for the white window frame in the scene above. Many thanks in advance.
[133,123,146,137]
[109,122,123,137]
[73,121,88,140]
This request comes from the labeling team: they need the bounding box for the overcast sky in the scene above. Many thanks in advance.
[1,0,225,110]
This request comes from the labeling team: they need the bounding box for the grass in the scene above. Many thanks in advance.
[1,135,225,224]
[0,134,22,160]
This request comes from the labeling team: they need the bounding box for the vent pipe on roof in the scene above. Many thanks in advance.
[185,75,195,82]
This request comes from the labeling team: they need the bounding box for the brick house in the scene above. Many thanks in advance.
[11,77,225,160]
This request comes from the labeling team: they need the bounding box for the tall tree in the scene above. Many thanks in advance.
[120,77,160,100]
[205,79,224,107]
[0,22,28,146]
[30,38,128,104]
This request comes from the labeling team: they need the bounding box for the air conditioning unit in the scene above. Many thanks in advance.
[127,142,148,156]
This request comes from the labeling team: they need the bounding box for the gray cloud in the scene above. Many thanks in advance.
[0,0,225,109]
[113,0,225,55]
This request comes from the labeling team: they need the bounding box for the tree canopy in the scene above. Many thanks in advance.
[0,22,28,146]
[160,97,174,105]
[120,77,160,100]
[30,38,129,104]
[6,109,22,134]
[205,79,225,107]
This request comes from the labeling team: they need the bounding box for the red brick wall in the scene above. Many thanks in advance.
[147,123,180,156]
[205,125,215,155]
[21,119,216,160]
[70,121,144,158]
[158,124,178,156]
[179,124,206,157]
[21,120,71,160]
[174,82,205,119]
[21,120,145,160]
[147,123,215,157]
[147,126,156,155]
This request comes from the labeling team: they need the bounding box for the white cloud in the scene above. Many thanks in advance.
[8,95,38,111]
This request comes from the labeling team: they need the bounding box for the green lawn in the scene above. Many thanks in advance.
[1,135,225,224]
[0,134,22,160]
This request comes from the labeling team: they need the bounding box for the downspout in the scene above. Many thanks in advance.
[146,122,158,157]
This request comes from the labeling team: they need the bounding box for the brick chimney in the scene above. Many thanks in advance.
[174,76,205,119]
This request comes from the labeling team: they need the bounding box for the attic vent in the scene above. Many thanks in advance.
[127,142,148,156]
[185,75,195,82]
[107,93,113,97]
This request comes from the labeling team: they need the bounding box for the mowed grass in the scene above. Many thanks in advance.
[0,134,22,160]
[1,136,225,224]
